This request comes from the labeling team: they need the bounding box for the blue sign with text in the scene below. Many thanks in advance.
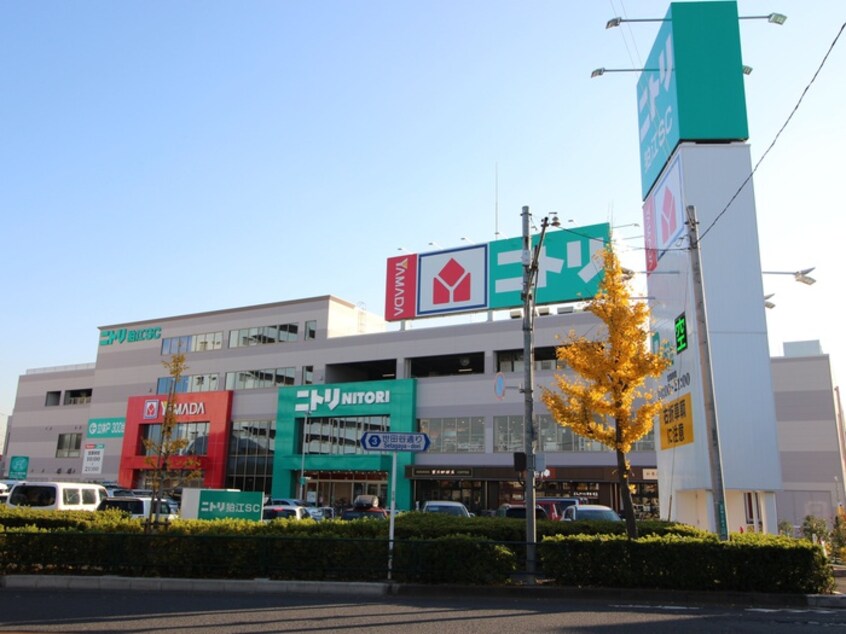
[360,432,430,453]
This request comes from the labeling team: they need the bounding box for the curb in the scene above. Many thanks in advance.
[4,575,846,608]
[1,575,391,597]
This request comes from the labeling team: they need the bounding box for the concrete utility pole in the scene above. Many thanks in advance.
[521,206,558,581]
[685,205,728,541]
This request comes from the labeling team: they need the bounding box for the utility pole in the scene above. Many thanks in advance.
[521,206,559,581]
[685,205,729,541]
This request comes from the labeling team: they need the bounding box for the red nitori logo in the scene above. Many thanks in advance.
[433,258,471,304]
[661,187,677,245]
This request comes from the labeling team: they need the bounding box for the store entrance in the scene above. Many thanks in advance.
[298,471,387,513]
[414,479,485,515]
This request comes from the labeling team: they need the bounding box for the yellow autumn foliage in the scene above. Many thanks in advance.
[541,246,670,453]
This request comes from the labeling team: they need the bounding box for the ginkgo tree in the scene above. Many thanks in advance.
[143,353,203,531]
[541,246,670,539]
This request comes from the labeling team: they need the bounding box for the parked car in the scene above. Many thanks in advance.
[97,496,179,520]
[536,497,583,521]
[420,500,472,517]
[561,504,622,522]
[496,503,548,520]
[305,506,335,520]
[340,494,389,520]
[340,507,389,520]
[6,482,108,512]
[262,505,310,521]
[266,497,306,507]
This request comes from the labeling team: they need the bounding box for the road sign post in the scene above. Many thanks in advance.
[360,431,430,580]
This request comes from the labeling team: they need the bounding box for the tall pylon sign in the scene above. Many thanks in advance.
[641,2,782,535]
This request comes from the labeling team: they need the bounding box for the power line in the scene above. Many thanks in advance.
[698,20,846,243]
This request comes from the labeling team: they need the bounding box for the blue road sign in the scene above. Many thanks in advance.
[360,431,431,452]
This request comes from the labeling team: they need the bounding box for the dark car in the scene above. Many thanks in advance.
[562,504,622,522]
[340,507,389,520]
[340,494,389,520]
[496,503,548,520]
[536,497,584,521]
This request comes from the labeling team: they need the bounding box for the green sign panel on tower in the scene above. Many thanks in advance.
[638,1,749,198]
[488,223,610,309]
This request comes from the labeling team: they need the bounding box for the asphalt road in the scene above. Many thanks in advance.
[1,588,845,633]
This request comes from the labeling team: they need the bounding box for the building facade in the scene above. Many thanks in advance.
[2,295,659,516]
[771,341,846,531]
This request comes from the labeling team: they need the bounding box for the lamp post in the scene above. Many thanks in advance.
[521,205,559,582]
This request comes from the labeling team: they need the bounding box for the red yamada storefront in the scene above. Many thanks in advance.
[119,391,233,489]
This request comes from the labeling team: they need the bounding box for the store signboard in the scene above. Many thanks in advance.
[8,456,29,480]
[385,223,609,321]
[87,417,126,439]
[82,443,105,475]
[643,156,685,272]
[197,490,263,521]
[637,1,748,198]
[659,392,694,449]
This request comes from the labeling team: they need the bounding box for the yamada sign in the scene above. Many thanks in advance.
[384,223,610,321]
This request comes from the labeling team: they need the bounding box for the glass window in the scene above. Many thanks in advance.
[161,336,191,355]
[64,389,92,405]
[191,332,224,352]
[141,422,209,456]
[63,488,81,505]
[300,415,389,456]
[632,429,655,451]
[493,416,525,453]
[419,417,485,453]
[305,320,317,340]
[155,376,189,395]
[45,391,61,407]
[226,419,276,493]
[274,367,296,386]
[55,433,82,458]
[228,323,300,348]
[186,373,219,393]
[302,366,314,385]
[496,348,563,373]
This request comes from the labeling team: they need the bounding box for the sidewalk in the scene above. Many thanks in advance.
[4,574,846,610]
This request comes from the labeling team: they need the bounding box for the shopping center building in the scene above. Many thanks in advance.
[2,294,660,516]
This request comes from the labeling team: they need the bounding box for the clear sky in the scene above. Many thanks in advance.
[1,1,844,437]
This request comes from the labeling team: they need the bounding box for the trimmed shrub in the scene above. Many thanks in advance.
[393,534,516,584]
[539,532,834,594]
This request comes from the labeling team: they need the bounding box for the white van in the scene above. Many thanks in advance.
[6,481,108,511]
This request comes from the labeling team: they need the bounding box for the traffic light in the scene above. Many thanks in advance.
[513,451,527,472]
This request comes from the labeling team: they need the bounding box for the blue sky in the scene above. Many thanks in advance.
[1,1,844,433]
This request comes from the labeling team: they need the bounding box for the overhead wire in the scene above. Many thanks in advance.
[696,20,845,243]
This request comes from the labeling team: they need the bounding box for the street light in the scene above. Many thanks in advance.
[520,206,560,584]
[739,13,787,25]
[606,12,785,29]
[591,67,654,79]
[762,267,816,286]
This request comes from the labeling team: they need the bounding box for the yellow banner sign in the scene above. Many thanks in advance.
[660,392,694,449]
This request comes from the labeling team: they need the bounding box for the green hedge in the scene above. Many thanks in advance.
[0,508,833,592]
[392,535,516,584]
[539,532,834,594]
